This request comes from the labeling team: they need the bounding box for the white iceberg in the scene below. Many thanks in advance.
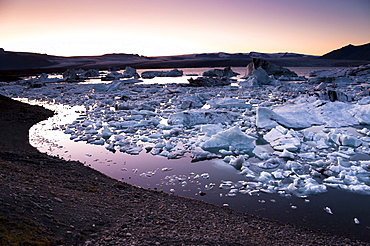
[200,126,256,153]
[168,109,238,127]
[206,97,252,109]
[264,127,301,152]
[256,107,315,129]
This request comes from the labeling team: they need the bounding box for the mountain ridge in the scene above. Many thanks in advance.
[320,42,370,61]
[0,45,369,73]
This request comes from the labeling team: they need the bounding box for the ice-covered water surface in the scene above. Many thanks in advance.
[1,65,370,241]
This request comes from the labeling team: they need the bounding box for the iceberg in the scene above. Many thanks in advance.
[187,77,232,87]
[122,66,140,78]
[141,69,183,78]
[206,97,252,109]
[191,151,220,162]
[83,69,100,78]
[200,126,256,153]
[256,107,315,129]
[257,158,283,169]
[264,126,301,152]
[246,58,298,77]
[271,96,370,128]
[200,124,223,137]
[202,67,239,78]
[168,109,238,127]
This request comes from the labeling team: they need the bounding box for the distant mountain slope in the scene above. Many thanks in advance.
[248,52,316,58]
[0,48,369,77]
[0,48,56,70]
[320,42,370,61]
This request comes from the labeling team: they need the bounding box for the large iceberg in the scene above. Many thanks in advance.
[200,126,256,153]
[246,58,298,77]
[273,98,370,128]
[256,107,316,129]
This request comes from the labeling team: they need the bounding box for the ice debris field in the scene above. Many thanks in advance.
[1,64,370,201]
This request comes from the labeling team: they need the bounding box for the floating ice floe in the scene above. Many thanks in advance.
[202,67,239,78]
[324,207,333,214]
[168,109,239,127]
[200,126,256,154]
[141,69,183,78]
[271,96,370,128]
[206,97,252,109]
[264,126,301,152]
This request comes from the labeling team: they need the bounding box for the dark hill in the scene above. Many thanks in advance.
[320,42,370,61]
[0,48,56,70]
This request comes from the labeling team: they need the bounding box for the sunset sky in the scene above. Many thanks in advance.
[1,0,369,57]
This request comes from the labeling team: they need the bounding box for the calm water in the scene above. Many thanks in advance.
[27,67,370,242]
[81,66,328,85]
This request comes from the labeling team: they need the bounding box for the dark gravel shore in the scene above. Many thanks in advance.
[0,94,367,245]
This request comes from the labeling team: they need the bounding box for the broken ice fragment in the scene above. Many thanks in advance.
[253,145,271,160]
[191,151,220,161]
[340,135,362,148]
[168,109,238,127]
[219,181,233,189]
[264,127,301,152]
[324,207,333,214]
[91,139,105,145]
[198,191,206,196]
[298,152,316,160]
[161,167,173,172]
[206,97,252,109]
[200,173,210,179]
[200,124,223,137]
[101,127,113,140]
[278,149,295,159]
[229,156,246,170]
[257,158,283,169]
[256,107,313,129]
[200,126,256,153]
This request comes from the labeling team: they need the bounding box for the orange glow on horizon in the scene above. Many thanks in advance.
[0,0,369,57]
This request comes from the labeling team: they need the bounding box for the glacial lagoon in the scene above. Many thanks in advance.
[1,66,370,241]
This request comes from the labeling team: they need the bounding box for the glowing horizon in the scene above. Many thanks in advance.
[1,0,369,57]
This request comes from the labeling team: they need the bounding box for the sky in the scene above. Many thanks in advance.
[0,0,369,57]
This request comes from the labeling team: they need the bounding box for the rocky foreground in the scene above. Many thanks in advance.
[0,95,367,245]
